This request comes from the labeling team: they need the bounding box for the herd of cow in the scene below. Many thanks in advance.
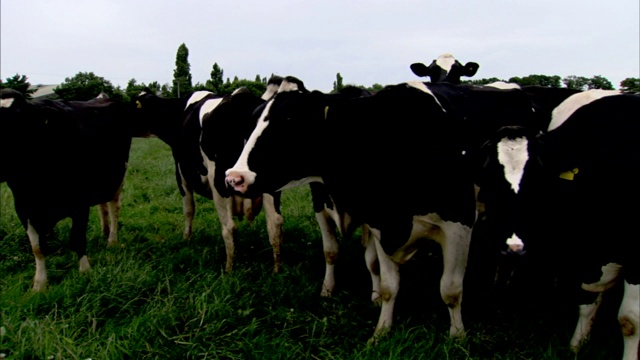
[1,53,638,359]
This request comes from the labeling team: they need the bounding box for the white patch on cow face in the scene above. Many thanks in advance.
[548,89,621,131]
[485,81,521,90]
[497,137,528,193]
[186,91,213,109]
[199,98,223,127]
[261,83,280,100]
[435,53,456,73]
[1,98,15,108]
[505,233,524,252]
[406,81,446,112]
[277,80,299,93]
[225,100,274,182]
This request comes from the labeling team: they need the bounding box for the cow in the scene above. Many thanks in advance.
[87,92,126,246]
[410,53,479,84]
[133,79,285,273]
[223,76,561,340]
[467,82,582,291]
[133,78,370,284]
[0,88,135,291]
[474,90,640,359]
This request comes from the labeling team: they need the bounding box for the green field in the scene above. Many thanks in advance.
[0,138,624,359]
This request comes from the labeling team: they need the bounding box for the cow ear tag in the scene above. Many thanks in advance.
[559,168,579,180]
[324,106,329,119]
[136,100,142,108]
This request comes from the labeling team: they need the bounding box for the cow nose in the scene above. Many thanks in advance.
[501,242,526,256]
[225,171,248,194]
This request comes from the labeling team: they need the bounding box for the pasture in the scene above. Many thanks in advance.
[0,138,625,359]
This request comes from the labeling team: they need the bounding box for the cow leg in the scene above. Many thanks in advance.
[362,224,382,305]
[370,227,400,341]
[177,166,195,240]
[619,281,639,360]
[105,194,121,246]
[263,193,284,274]
[97,203,110,237]
[213,190,236,272]
[571,263,622,352]
[438,221,472,338]
[314,207,339,296]
[570,292,603,352]
[69,207,91,273]
[105,179,125,246]
[26,220,48,291]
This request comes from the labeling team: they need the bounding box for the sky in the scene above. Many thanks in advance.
[1,0,638,92]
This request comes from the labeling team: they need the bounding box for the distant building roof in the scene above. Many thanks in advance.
[30,84,58,99]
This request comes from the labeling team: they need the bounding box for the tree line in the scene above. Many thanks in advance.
[2,42,639,101]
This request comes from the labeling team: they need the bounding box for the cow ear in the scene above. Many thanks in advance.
[410,62,430,77]
[462,62,480,77]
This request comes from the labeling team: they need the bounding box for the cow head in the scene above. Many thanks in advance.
[410,53,479,84]
[224,76,327,197]
[475,126,550,257]
[132,88,188,143]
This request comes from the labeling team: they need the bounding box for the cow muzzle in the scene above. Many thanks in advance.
[225,170,256,194]
[503,234,526,255]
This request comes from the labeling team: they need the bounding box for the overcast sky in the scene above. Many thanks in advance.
[1,0,638,92]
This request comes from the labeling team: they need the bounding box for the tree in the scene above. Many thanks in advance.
[587,75,613,90]
[332,73,344,92]
[367,83,385,93]
[146,81,163,95]
[619,77,640,93]
[53,72,117,101]
[206,63,224,94]
[218,77,267,97]
[562,75,590,90]
[172,43,194,98]
[0,74,37,99]
[125,78,146,102]
[508,74,562,87]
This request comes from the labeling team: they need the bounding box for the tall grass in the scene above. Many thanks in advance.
[0,138,626,359]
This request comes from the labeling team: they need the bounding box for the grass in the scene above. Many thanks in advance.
[0,138,627,359]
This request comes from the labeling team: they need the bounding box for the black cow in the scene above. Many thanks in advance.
[410,53,479,84]
[0,88,135,291]
[475,90,640,359]
[87,92,127,246]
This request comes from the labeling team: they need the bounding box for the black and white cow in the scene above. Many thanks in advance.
[133,79,285,273]
[410,53,479,84]
[475,90,640,359]
[0,88,135,291]
[224,77,552,340]
[467,82,582,290]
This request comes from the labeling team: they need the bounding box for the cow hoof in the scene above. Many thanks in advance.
[79,256,91,273]
[368,327,390,346]
[449,327,466,339]
[32,281,47,292]
[320,287,333,297]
